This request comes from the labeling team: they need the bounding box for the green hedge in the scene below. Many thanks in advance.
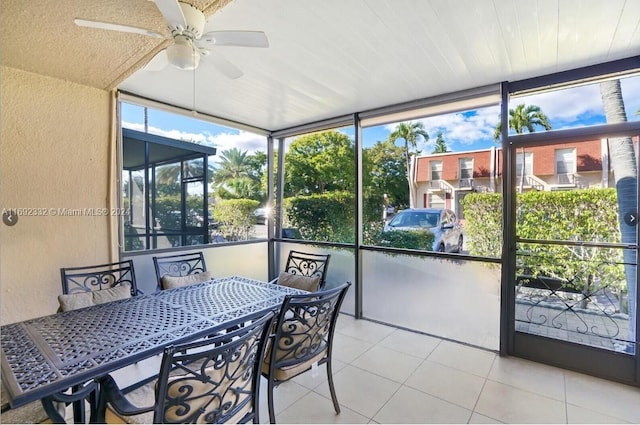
[462,189,625,293]
[459,193,502,258]
[283,192,435,249]
[212,199,260,241]
[367,225,435,250]
[284,192,355,242]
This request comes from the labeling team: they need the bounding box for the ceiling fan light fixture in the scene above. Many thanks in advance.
[166,35,200,70]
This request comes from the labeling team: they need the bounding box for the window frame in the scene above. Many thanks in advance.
[430,160,443,181]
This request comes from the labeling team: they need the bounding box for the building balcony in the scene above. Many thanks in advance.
[427,179,454,193]
[459,177,474,189]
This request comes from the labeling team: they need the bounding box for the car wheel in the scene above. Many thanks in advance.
[437,244,445,253]
[455,235,463,253]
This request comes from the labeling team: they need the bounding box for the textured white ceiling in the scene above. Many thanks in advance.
[1,0,229,89]
[3,0,640,132]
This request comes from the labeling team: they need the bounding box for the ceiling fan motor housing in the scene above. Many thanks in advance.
[170,2,206,40]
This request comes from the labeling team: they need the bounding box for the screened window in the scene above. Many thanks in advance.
[360,95,501,258]
[459,158,473,179]
[121,129,214,251]
[119,100,269,252]
[281,127,355,244]
[516,151,533,176]
[556,148,576,184]
[431,161,443,180]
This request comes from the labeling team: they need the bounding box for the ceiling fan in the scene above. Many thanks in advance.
[74,0,268,79]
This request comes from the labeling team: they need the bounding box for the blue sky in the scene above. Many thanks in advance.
[122,75,640,163]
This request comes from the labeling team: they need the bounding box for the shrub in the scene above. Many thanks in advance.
[284,192,355,242]
[212,199,260,241]
[460,193,502,258]
[462,189,625,293]
[368,223,435,250]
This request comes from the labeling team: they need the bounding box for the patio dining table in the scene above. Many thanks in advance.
[0,275,305,417]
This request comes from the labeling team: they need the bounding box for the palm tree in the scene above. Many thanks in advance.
[494,104,552,192]
[432,132,449,153]
[155,159,212,186]
[212,148,261,199]
[389,121,429,207]
[600,79,637,348]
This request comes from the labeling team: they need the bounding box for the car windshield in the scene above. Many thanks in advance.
[389,211,439,227]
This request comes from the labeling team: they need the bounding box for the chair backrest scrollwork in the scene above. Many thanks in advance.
[153,252,207,289]
[284,250,331,290]
[269,282,350,370]
[154,309,274,423]
[60,260,139,296]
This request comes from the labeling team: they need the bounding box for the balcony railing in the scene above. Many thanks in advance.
[427,180,453,193]
[517,175,545,191]
[557,173,575,185]
[459,178,474,188]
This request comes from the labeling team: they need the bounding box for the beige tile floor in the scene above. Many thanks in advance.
[260,314,640,424]
[59,314,640,424]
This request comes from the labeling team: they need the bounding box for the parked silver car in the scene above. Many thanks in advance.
[254,207,270,225]
[383,208,463,252]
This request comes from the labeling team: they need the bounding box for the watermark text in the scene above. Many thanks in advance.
[2,207,130,217]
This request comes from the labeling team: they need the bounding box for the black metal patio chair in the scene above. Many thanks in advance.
[273,250,331,292]
[60,260,139,297]
[95,309,275,424]
[262,282,351,423]
[152,251,211,290]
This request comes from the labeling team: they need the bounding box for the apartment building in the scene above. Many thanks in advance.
[413,138,635,219]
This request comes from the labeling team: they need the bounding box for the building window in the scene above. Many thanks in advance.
[516,151,533,177]
[556,148,576,184]
[459,158,473,179]
[459,158,473,187]
[430,160,443,180]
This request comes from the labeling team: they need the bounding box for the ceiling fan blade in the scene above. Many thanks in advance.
[208,55,244,80]
[144,49,169,71]
[200,31,269,48]
[74,18,164,38]
[153,0,186,29]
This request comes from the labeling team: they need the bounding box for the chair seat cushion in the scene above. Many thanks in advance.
[106,363,251,424]
[277,272,321,292]
[161,271,213,290]
[262,349,326,381]
[58,283,132,312]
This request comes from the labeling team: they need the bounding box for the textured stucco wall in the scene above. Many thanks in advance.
[1,66,113,324]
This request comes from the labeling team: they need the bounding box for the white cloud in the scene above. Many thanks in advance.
[205,131,268,155]
[516,84,604,124]
[380,105,500,149]
[515,74,640,125]
[420,106,500,147]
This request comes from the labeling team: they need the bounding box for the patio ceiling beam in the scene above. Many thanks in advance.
[270,115,355,139]
[359,84,501,128]
[510,121,640,147]
[508,56,640,97]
